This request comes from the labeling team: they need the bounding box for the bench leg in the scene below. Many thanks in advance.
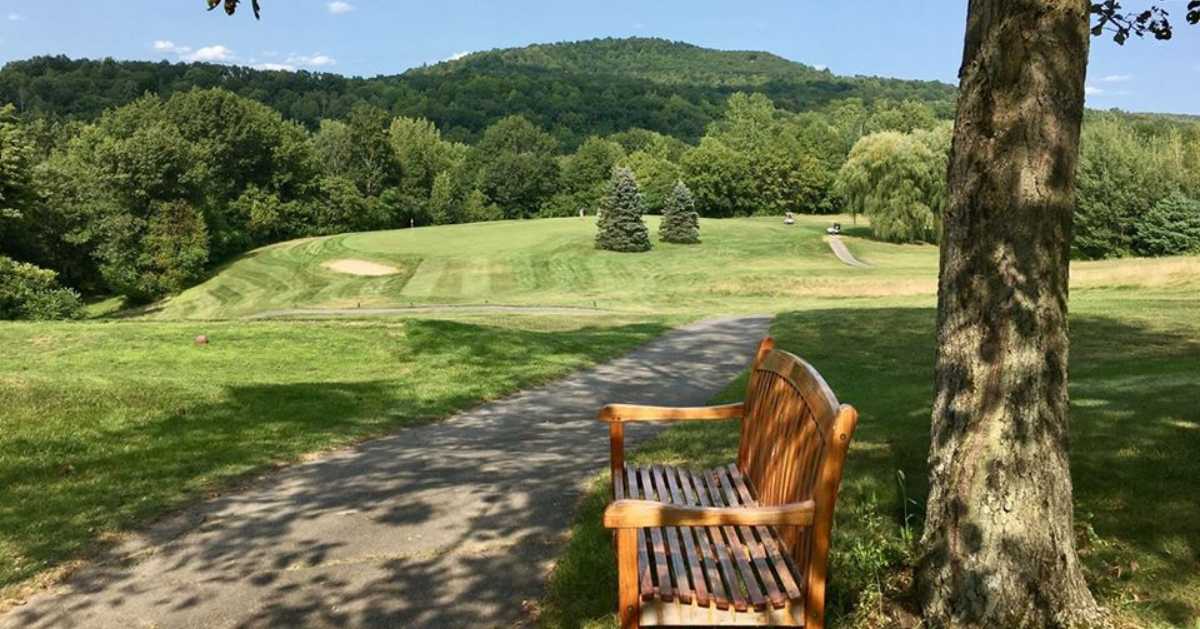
[616,528,640,629]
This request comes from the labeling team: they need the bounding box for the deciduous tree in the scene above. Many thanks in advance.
[918,1,1197,625]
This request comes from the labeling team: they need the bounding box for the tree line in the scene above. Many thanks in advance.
[0,42,956,149]
[0,88,953,316]
[834,110,1200,257]
[2,86,1198,320]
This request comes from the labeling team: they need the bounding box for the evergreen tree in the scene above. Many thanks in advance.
[595,167,651,252]
[659,180,700,244]
[1134,193,1200,256]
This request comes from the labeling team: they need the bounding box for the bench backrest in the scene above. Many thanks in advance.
[737,337,858,627]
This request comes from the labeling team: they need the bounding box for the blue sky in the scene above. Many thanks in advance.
[3,1,1198,114]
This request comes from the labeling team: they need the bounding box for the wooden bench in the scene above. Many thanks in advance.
[600,338,858,629]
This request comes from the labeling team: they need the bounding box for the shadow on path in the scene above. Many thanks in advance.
[3,315,771,629]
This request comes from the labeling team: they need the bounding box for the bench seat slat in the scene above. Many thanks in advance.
[639,466,674,602]
[621,464,807,614]
[652,465,695,605]
[624,464,656,602]
[675,467,731,610]
[663,466,711,608]
[715,465,787,610]
[727,463,804,604]
[684,469,744,611]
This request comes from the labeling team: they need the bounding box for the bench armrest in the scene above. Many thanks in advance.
[597,402,744,424]
[603,499,816,528]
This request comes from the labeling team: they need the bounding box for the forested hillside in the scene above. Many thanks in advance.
[1,37,1197,320]
[0,37,956,146]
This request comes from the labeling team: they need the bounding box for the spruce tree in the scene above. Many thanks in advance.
[595,167,651,252]
[659,180,701,244]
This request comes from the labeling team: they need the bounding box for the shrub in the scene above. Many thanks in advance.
[595,167,651,252]
[0,255,83,320]
[659,180,701,244]
[463,189,505,223]
[1134,194,1200,257]
[95,200,211,301]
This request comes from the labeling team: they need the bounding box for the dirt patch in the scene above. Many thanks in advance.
[321,259,400,277]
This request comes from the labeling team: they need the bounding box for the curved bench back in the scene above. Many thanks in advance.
[738,337,859,628]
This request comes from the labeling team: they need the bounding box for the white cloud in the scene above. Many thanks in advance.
[286,53,337,67]
[256,63,296,72]
[186,45,235,63]
[153,40,235,64]
[8,12,26,21]
[153,40,192,55]
[812,64,828,71]
[444,51,471,62]
[1100,74,1133,83]
[327,1,354,15]
[1085,85,1104,96]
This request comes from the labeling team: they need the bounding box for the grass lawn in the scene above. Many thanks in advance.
[541,289,1200,629]
[154,215,941,319]
[0,314,674,597]
[4,215,1198,627]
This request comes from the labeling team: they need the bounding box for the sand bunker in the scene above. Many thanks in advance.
[322,259,400,277]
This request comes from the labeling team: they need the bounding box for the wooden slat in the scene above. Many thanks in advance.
[614,465,626,500]
[625,465,655,602]
[676,468,731,610]
[639,466,674,601]
[716,466,785,609]
[686,470,739,609]
[652,465,694,604]
[727,464,804,603]
[702,469,767,610]
[663,467,711,608]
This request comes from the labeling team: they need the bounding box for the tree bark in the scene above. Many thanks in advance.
[919,1,1104,627]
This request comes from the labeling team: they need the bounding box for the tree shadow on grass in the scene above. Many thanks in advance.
[544,307,1199,627]
[777,307,1200,626]
[3,317,773,628]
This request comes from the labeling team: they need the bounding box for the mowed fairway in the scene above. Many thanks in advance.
[156,216,940,319]
[158,215,1200,321]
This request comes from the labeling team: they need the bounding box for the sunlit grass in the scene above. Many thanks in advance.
[541,296,1200,628]
[0,314,674,594]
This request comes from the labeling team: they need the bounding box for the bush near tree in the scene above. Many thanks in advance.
[0,255,82,320]
[659,180,700,244]
[595,167,651,252]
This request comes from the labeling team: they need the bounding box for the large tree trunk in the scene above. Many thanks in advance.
[919,1,1104,627]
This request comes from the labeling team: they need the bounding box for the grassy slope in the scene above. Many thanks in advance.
[0,315,673,594]
[155,216,940,319]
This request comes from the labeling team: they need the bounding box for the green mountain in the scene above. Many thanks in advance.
[414,37,836,86]
[0,37,957,147]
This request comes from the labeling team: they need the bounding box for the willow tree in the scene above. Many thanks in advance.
[211,1,1198,625]
[834,125,950,243]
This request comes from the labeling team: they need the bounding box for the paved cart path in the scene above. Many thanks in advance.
[826,235,871,268]
[3,315,771,629]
